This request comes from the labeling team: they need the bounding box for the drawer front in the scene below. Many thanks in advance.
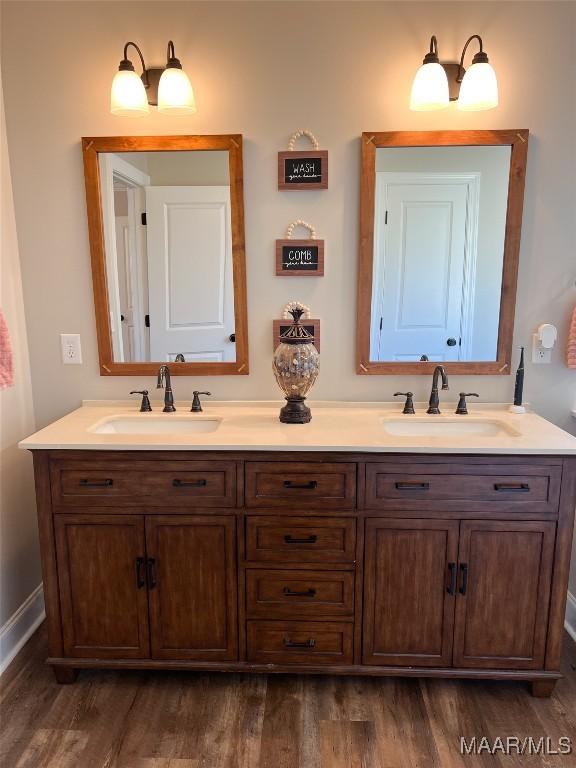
[365,463,561,514]
[51,460,237,508]
[247,620,353,665]
[246,517,356,563]
[246,462,356,509]
[246,569,354,618]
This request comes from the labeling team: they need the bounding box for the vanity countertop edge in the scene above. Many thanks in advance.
[18,401,576,455]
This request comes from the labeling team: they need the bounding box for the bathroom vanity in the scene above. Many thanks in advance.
[21,402,576,697]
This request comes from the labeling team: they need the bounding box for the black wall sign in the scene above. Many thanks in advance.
[281,244,319,270]
[275,239,325,276]
[278,150,329,190]
[284,157,322,185]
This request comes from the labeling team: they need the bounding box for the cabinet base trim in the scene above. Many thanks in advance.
[47,657,562,682]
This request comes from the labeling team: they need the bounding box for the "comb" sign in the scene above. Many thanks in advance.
[275,239,325,276]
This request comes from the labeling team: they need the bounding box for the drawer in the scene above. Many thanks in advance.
[364,463,561,515]
[245,462,356,509]
[51,460,237,508]
[247,620,353,665]
[246,517,356,563]
[246,569,354,618]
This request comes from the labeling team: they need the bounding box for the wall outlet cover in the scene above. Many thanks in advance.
[60,333,82,364]
[532,333,551,364]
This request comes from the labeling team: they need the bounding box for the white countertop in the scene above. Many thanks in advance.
[18,400,576,454]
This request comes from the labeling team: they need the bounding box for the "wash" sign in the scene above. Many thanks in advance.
[278,150,328,190]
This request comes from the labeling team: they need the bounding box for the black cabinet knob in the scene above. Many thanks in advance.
[447,338,457,347]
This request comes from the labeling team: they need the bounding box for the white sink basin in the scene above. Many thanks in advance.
[381,418,520,438]
[90,415,222,435]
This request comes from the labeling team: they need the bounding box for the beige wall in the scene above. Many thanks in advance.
[0,75,42,640]
[116,150,230,185]
[1,2,575,588]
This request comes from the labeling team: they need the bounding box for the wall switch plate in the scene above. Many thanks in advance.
[532,333,551,364]
[60,333,82,364]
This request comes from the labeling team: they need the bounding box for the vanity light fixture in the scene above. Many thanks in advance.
[410,34,498,112]
[110,40,196,116]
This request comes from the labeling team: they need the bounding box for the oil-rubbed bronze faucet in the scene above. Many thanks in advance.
[157,365,176,412]
[191,391,211,412]
[427,365,449,414]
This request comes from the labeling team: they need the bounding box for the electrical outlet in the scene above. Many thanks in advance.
[60,334,83,364]
[532,334,551,364]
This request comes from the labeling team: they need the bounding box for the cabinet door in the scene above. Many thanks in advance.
[146,516,238,661]
[55,514,150,658]
[363,519,459,666]
[453,520,555,669]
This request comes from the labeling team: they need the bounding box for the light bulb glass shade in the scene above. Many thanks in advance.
[110,69,149,116]
[457,62,498,111]
[157,67,196,114]
[410,62,449,111]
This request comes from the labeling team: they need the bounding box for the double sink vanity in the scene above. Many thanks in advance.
[17,127,576,697]
[21,398,576,697]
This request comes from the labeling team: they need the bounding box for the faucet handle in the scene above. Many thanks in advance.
[394,391,415,415]
[455,392,479,415]
[130,390,152,412]
[191,391,212,413]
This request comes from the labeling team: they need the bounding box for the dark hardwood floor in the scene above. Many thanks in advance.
[1,624,576,768]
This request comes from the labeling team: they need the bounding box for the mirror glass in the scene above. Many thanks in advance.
[99,150,235,363]
[369,145,511,363]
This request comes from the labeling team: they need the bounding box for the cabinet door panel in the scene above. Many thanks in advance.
[363,519,458,666]
[453,520,555,669]
[55,514,149,658]
[146,516,238,661]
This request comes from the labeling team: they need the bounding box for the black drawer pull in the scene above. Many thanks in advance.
[135,557,146,589]
[79,478,113,488]
[446,562,457,595]
[283,587,317,598]
[147,558,157,589]
[172,478,207,488]
[459,563,469,596]
[395,482,430,491]
[283,480,318,490]
[284,534,318,545]
[283,638,316,649]
[494,483,530,493]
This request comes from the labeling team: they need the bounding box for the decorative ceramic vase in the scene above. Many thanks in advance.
[272,308,320,424]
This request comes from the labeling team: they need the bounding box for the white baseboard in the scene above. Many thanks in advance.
[565,590,576,643]
[0,584,45,675]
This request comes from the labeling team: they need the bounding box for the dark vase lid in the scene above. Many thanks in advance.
[280,308,315,345]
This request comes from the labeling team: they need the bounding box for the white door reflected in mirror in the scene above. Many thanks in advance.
[99,150,235,364]
[370,145,510,364]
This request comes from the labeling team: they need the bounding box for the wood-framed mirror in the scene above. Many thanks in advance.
[357,130,528,375]
[82,135,248,376]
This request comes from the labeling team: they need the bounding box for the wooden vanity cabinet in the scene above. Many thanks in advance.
[53,511,238,663]
[54,514,150,659]
[362,518,556,671]
[362,518,459,667]
[31,450,576,697]
[452,520,555,670]
[146,515,238,661]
